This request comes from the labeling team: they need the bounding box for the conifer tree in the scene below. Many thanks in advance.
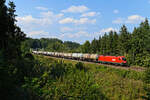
[91,38,99,53]
[0,1,26,99]
[106,31,114,55]
[118,25,130,55]
[112,31,119,55]
[100,33,108,55]
[82,40,91,53]
[131,19,150,66]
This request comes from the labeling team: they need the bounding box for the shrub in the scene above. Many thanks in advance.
[75,62,85,71]
[43,70,108,100]
[24,53,34,60]
[50,60,67,79]
[144,68,150,84]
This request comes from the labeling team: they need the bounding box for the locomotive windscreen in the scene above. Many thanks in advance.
[122,58,126,61]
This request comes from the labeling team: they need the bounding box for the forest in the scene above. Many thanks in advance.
[0,0,150,100]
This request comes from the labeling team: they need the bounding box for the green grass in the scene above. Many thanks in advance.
[29,55,147,100]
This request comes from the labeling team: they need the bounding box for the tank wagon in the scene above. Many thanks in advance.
[90,54,99,62]
[83,54,90,61]
[32,50,128,66]
[77,53,83,60]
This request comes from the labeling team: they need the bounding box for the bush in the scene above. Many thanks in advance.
[50,60,67,79]
[144,68,150,84]
[42,70,107,100]
[144,68,150,100]
[75,62,86,71]
[24,53,34,60]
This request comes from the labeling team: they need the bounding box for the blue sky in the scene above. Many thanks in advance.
[7,0,150,43]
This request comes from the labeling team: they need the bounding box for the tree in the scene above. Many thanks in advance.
[100,33,108,55]
[81,40,91,53]
[106,31,114,55]
[112,31,119,55]
[64,41,80,52]
[0,0,9,59]
[118,25,130,55]
[91,38,99,53]
[0,1,26,99]
[131,19,150,66]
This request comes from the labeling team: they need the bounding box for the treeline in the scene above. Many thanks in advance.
[83,20,150,67]
[22,38,80,53]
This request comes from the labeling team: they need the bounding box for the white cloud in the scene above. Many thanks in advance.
[35,6,48,11]
[16,11,64,31]
[60,27,73,32]
[89,27,118,39]
[60,31,91,39]
[81,12,97,17]
[29,30,48,36]
[59,17,96,24]
[113,9,119,14]
[70,31,90,38]
[17,15,50,27]
[28,30,62,39]
[17,15,37,24]
[40,11,64,18]
[28,30,49,38]
[75,18,96,24]
[17,15,52,27]
[59,18,74,24]
[60,28,118,41]
[17,11,63,25]
[126,15,145,24]
[112,18,124,24]
[16,11,64,38]
[100,27,118,33]
[62,5,89,13]
[113,15,145,24]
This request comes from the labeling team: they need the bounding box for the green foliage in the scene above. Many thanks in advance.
[23,55,147,100]
[81,40,91,53]
[0,1,26,99]
[144,68,150,84]
[24,53,34,60]
[75,62,85,70]
[50,60,67,79]
[22,56,108,100]
[118,25,131,55]
[94,66,144,80]
[22,38,80,52]
[144,68,150,99]
[91,38,99,53]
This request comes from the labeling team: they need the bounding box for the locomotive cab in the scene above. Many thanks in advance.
[120,57,128,66]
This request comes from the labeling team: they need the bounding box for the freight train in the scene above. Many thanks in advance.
[32,51,128,66]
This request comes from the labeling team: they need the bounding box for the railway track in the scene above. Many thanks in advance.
[42,55,146,72]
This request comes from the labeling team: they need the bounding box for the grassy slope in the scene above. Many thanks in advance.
[34,55,146,100]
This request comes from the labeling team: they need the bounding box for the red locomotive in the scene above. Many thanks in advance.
[98,56,127,66]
